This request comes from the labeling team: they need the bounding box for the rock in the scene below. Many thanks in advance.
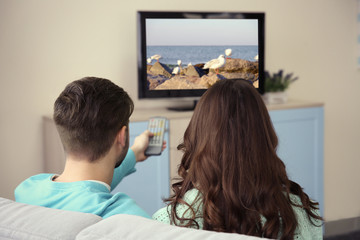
[221,72,257,82]
[198,73,224,87]
[183,65,205,77]
[147,73,169,90]
[149,62,172,78]
[193,63,209,74]
[147,65,152,72]
[219,58,258,74]
[194,63,204,68]
[146,58,259,90]
[155,75,207,90]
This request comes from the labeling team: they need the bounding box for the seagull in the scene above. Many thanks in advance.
[254,54,259,61]
[151,54,162,62]
[172,66,180,74]
[225,48,232,59]
[177,60,183,72]
[147,58,152,64]
[203,55,226,75]
[172,59,183,75]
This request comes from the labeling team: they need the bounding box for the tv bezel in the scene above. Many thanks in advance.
[137,11,265,99]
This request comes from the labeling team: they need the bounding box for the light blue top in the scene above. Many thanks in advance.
[15,149,150,219]
[153,188,323,239]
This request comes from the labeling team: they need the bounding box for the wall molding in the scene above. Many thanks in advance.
[324,216,360,237]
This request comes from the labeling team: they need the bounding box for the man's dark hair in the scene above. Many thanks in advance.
[54,77,134,162]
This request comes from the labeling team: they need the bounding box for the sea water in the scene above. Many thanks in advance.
[147,45,258,65]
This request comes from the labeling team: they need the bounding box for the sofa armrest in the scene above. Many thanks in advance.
[77,214,268,240]
[0,197,102,240]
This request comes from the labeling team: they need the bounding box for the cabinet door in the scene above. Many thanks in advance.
[111,121,170,216]
[269,107,324,215]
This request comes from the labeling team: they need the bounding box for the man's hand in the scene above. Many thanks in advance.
[131,130,166,162]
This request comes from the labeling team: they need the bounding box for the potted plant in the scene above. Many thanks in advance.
[263,70,298,104]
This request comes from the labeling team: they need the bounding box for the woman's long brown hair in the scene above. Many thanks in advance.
[166,79,323,239]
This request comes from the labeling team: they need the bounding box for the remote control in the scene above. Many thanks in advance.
[145,117,166,156]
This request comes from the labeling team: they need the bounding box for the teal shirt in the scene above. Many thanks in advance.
[153,189,323,239]
[15,149,150,219]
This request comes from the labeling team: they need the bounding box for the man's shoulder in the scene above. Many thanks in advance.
[103,192,150,218]
[27,173,53,181]
[15,174,55,203]
[16,173,53,188]
[15,176,150,219]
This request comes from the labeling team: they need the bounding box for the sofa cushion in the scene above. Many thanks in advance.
[0,197,102,240]
[77,214,266,240]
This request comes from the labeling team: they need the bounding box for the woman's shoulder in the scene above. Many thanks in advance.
[152,204,171,224]
[289,194,323,239]
[152,188,203,228]
[183,188,201,202]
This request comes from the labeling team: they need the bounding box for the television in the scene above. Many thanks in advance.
[137,11,265,110]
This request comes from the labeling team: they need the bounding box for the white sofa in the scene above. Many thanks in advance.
[0,197,267,240]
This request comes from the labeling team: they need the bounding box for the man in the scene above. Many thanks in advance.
[15,77,162,219]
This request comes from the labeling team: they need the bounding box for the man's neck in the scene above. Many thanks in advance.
[54,154,115,186]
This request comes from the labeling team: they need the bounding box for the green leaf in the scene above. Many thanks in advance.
[264,70,298,93]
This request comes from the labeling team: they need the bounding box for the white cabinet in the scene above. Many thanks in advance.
[269,106,324,216]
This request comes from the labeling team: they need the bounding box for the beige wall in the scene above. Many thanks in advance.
[0,0,359,222]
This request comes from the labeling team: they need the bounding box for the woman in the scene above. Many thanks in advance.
[153,79,323,239]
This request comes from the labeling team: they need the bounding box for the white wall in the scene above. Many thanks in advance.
[0,0,359,222]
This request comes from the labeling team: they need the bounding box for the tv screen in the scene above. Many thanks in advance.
[137,11,265,100]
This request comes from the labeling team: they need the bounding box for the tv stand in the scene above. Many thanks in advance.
[167,100,198,112]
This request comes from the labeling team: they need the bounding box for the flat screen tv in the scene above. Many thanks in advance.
[137,11,265,110]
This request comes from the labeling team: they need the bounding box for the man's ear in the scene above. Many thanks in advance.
[116,126,127,147]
